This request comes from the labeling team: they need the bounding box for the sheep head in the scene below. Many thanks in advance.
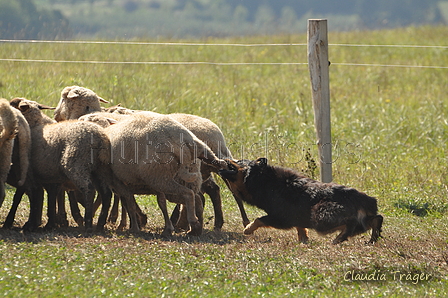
[78,113,118,128]
[13,98,55,127]
[54,86,108,122]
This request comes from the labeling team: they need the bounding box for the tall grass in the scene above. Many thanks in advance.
[0,25,447,296]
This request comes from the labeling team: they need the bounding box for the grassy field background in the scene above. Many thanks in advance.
[0,25,447,296]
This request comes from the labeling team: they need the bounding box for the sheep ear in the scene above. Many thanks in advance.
[18,101,30,112]
[10,97,24,109]
[255,157,268,166]
[38,104,56,110]
[98,96,109,103]
[66,89,81,99]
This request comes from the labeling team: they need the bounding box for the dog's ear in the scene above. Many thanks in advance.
[255,157,268,167]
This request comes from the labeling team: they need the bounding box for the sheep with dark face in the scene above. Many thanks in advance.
[219,158,383,245]
[54,85,249,230]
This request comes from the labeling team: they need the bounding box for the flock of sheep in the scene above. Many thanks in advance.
[0,86,247,236]
[0,86,382,244]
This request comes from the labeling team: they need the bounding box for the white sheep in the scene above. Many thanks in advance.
[14,98,115,231]
[94,112,225,235]
[1,98,32,228]
[78,112,205,232]
[54,86,250,230]
[0,98,19,207]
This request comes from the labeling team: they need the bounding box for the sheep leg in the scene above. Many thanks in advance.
[3,187,26,229]
[117,201,127,231]
[201,177,224,230]
[118,194,139,232]
[296,227,309,244]
[114,194,146,232]
[180,189,202,236]
[166,189,201,236]
[175,192,204,232]
[78,183,96,232]
[195,193,204,228]
[223,179,250,227]
[55,189,69,227]
[23,185,44,231]
[107,194,120,224]
[107,173,140,232]
[157,193,175,237]
[174,205,189,232]
[0,184,5,209]
[169,204,181,228]
[92,193,101,214]
[243,217,268,235]
[135,201,147,228]
[153,179,202,236]
[44,184,59,230]
[95,186,112,232]
[68,190,84,227]
[368,215,383,244]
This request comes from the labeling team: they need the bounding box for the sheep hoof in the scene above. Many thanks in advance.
[175,223,189,232]
[44,223,57,231]
[75,218,84,228]
[129,225,140,233]
[22,222,34,232]
[55,216,69,228]
[2,222,12,229]
[108,215,118,224]
[138,214,148,228]
[161,228,173,237]
[187,221,202,236]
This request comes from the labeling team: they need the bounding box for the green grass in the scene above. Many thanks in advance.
[0,25,447,296]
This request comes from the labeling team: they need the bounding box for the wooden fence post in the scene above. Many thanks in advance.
[307,19,332,183]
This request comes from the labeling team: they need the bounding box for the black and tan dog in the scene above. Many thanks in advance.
[219,158,383,244]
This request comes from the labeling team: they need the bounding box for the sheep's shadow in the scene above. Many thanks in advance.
[0,225,247,245]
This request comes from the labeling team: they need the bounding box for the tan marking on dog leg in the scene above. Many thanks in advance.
[243,218,266,235]
[297,227,309,244]
[368,215,383,244]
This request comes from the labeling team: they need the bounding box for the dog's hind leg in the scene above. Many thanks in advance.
[296,227,309,244]
[332,220,358,244]
[367,215,383,244]
[243,217,268,235]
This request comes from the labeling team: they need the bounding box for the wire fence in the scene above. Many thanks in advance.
[1,39,447,69]
[2,39,448,48]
